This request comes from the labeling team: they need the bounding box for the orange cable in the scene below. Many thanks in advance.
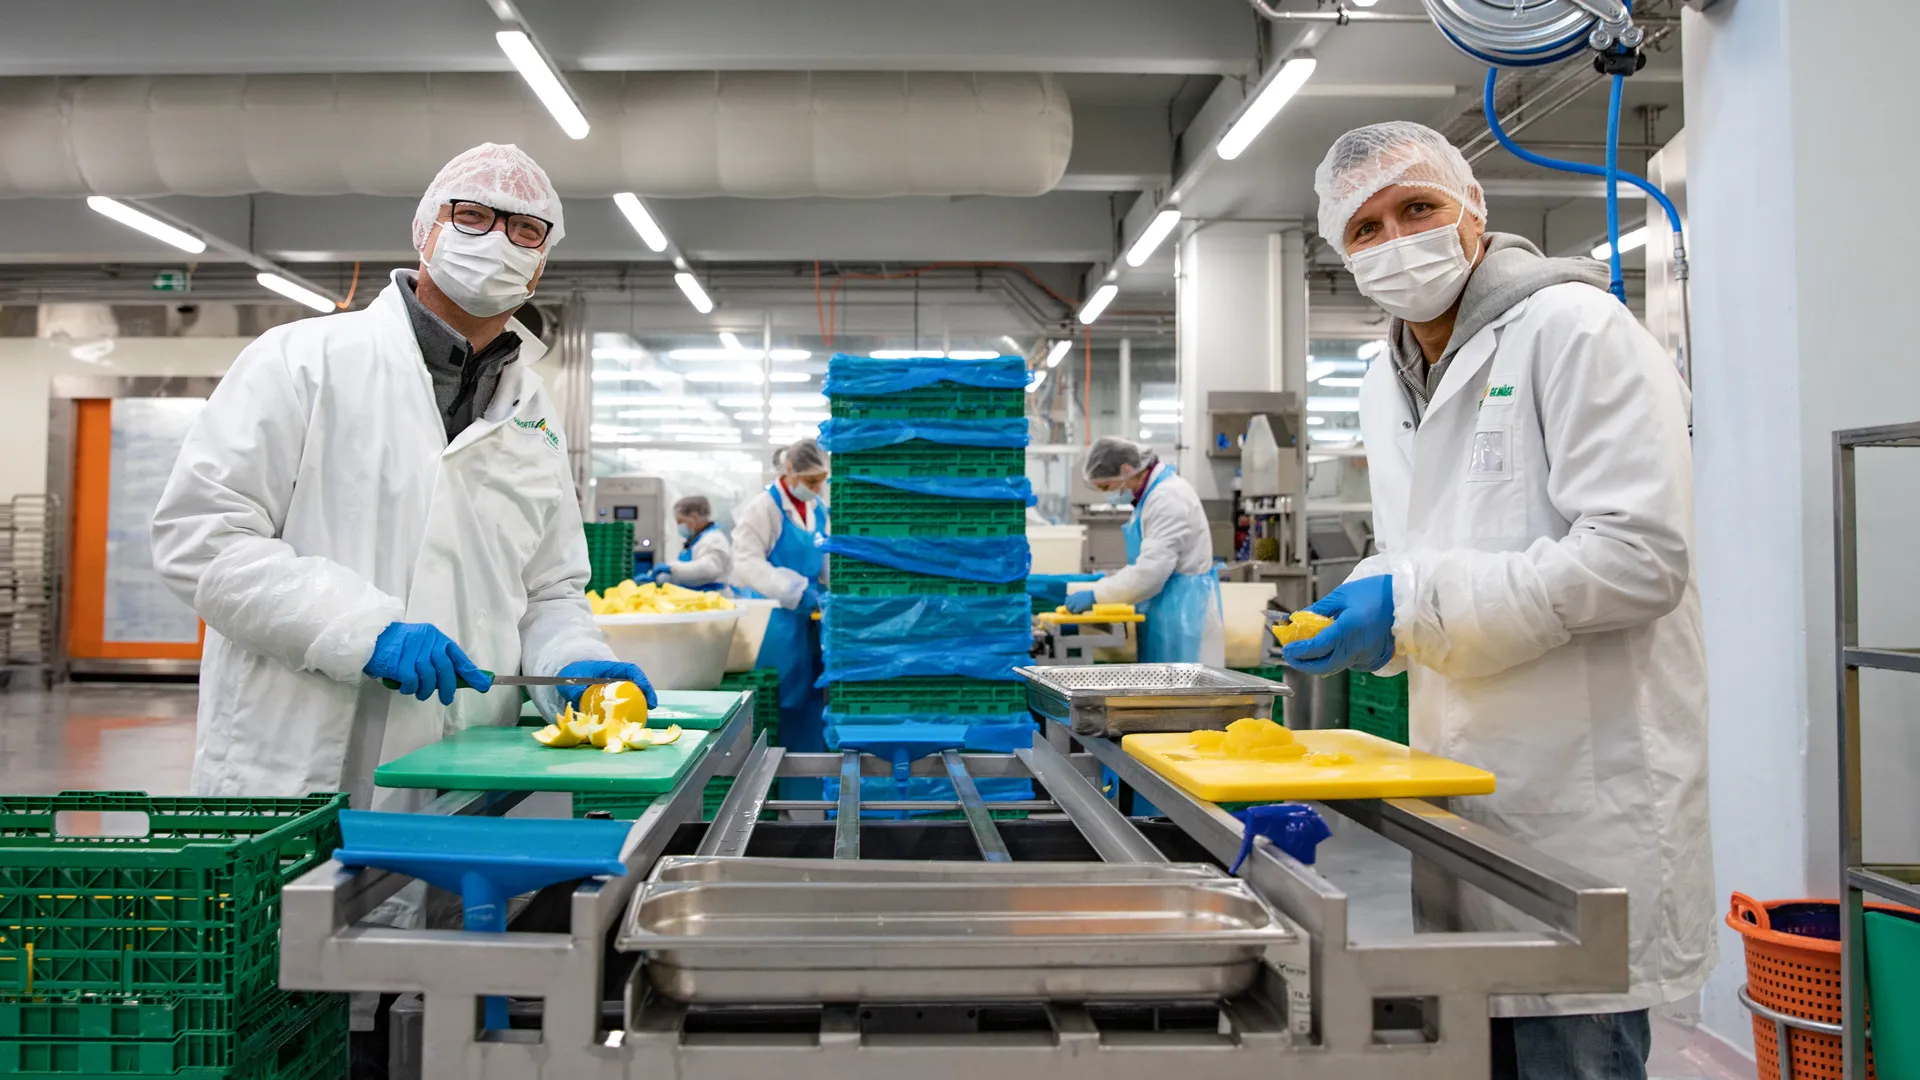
[334,261,360,310]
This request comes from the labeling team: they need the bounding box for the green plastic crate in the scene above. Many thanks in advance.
[827,678,1030,716]
[829,481,1026,538]
[1349,705,1408,746]
[716,669,781,733]
[250,994,347,1080]
[831,557,1026,599]
[0,988,333,1077]
[828,384,1024,421]
[835,443,1025,480]
[582,522,634,595]
[0,792,346,1003]
[1348,670,1408,713]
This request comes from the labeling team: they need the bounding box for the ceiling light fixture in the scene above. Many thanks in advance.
[868,349,940,360]
[1078,284,1119,325]
[1218,56,1318,161]
[718,332,744,351]
[946,349,1002,360]
[256,272,335,314]
[1125,208,1183,267]
[612,192,669,251]
[768,371,812,383]
[1317,377,1366,388]
[1591,226,1650,261]
[1027,370,1048,394]
[495,30,590,139]
[668,348,760,362]
[1045,340,1073,369]
[86,197,208,254]
[674,272,714,314]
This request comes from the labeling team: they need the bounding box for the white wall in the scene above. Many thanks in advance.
[0,337,248,502]
[1685,0,1920,1050]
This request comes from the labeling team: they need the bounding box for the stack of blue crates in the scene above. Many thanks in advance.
[820,353,1036,815]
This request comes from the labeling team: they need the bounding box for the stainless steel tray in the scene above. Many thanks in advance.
[1016,662,1289,736]
[643,855,1231,886]
[617,860,1295,1003]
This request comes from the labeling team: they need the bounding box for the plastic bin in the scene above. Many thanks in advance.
[0,791,346,1001]
[828,385,1025,421]
[830,557,1026,599]
[829,481,1027,538]
[0,986,333,1077]
[596,608,742,690]
[1348,670,1409,745]
[717,667,782,733]
[725,598,779,672]
[582,522,635,596]
[1727,892,1920,1080]
[827,677,1030,716]
[1027,525,1086,575]
[1220,582,1278,668]
[836,443,1025,479]
[1867,910,1920,1080]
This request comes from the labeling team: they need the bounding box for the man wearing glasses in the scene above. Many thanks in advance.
[153,143,651,817]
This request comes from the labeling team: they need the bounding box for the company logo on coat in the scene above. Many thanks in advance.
[512,416,562,451]
[1479,384,1516,409]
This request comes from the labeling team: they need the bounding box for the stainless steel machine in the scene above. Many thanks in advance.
[590,474,667,573]
[1068,467,1131,571]
[282,688,1628,1080]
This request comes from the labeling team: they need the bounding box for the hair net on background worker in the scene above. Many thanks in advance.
[411,143,567,253]
[784,438,828,476]
[1083,436,1150,484]
[1314,121,1486,260]
[674,495,711,518]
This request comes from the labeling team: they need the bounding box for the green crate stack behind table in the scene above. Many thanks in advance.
[0,792,350,1079]
[582,521,635,595]
[1348,669,1410,745]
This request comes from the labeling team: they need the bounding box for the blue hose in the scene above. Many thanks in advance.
[1481,68,1685,303]
[1604,73,1626,302]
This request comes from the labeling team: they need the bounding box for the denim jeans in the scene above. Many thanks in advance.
[1490,1010,1652,1080]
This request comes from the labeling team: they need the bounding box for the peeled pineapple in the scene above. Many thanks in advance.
[588,579,736,615]
[1270,610,1334,646]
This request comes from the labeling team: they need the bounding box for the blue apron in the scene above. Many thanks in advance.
[749,485,829,794]
[675,523,730,592]
[1125,466,1221,664]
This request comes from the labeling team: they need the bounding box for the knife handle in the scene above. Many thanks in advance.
[380,668,495,692]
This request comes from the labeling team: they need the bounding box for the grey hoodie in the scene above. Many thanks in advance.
[1390,232,1612,423]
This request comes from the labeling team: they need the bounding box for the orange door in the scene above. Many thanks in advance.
[67,398,207,661]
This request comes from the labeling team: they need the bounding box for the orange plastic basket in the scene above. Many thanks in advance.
[1727,892,1917,1080]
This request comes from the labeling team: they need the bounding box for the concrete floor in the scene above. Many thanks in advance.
[0,680,1758,1079]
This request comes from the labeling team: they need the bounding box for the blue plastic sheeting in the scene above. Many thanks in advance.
[817,417,1028,453]
[841,473,1035,505]
[824,594,1030,641]
[818,534,1030,582]
[820,640,1030,684]
[824,713,1034,755]
[825,354,1028,395]
[824,776,1036,820]
[1026,573,1103,607]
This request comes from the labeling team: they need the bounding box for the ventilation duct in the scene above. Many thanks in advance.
[0,72,1073,199]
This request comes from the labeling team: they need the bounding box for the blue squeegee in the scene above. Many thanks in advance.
[335,810,631,1030]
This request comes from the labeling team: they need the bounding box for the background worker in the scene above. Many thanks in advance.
[1068,436,1224,666]
[730,438,830,781]
[1285,121,1711,1080]
[150,143,652,814]
[652,494,731,591]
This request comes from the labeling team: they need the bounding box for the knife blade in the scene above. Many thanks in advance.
[380,669,623,692]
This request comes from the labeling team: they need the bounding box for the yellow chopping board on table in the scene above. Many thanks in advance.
[1122,728,1495,803]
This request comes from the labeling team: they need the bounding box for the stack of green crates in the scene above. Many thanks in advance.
[0,791,350,1079]
[572,670,781,822]
[1348,669,1410,744]
[582,521,635,596]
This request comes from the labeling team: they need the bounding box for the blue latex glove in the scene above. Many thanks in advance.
[556,660,657,708]
[1063,590,1097,615]
[650,565,675,584]
[1281,575,1396,675]
[365,622,492,705]
[799,584,824,613]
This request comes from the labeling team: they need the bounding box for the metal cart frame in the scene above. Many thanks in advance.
[281,693,1628,1080]
[1832,421,1920,1079]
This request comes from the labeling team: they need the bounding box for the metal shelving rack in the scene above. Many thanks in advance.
[1833,422,1920,1080]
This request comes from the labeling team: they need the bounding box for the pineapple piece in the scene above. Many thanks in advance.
[1189,730,1228,751]
[1271,610,1334,646]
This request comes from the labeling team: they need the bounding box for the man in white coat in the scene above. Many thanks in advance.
[1284,122,1713,1080]
[653,494,733,590]
[151,143,652,812]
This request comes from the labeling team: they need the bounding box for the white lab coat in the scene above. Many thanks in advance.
[730,484,816,608]
[151,272,614,811]
[1091,465,1226,667]
[1354,282,1714,1017]
[667,525,732,588]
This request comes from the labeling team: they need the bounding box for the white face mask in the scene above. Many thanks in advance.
[1344,210,1474,323]
[788,479,818,504]
[425,225,544,318]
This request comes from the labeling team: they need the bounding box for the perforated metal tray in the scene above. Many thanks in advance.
[1016,663,1288,736]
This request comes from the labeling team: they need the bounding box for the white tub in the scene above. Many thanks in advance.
[596,608,743,690]
[1028,524,1087,574]
[1220,582,1279,668]
[725,598,780,672]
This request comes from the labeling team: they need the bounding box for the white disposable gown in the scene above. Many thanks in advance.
[1090,464,1225,667]
[730,485,817,608]
[151,272,615,811]
[666,524,732,588]
[1353,281,1714,1017]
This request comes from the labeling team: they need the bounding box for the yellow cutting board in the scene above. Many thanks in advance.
[1121,729,1495,803]
[1035,611,1145,625]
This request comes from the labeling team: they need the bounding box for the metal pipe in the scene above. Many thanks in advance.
[1246,1,1432,23]
[943,750,1013,862]
[834,753,862,859]
[1461,25,1673,166]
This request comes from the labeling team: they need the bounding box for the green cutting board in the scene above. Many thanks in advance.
[375,725,712,795]
[516,690,747,730]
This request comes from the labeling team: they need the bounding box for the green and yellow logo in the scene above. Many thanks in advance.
[1479,384,1515,408]
[513,416,561,451]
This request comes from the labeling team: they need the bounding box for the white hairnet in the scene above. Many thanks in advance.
[784,438,827,476]
[1314,121,1486,260]
[1084,436,1148,483]
[412,143,566,254]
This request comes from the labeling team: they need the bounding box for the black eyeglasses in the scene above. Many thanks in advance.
[445,200,552,249]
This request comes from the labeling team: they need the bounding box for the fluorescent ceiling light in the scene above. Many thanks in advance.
[1357,339,1389,361]
[1317,376,1365,388]
[256,272,334,313]
[612,192,669,252]
[770,348,812,362]
[1591,226,1650,261]
[1218,56,1318,161]
[868,349,940,359]
[732,410,763,421]
[999,336,1023,354]
[770,409,830,423]
[773,392,829,407]
[1349,0,1378,6]
[656,424,739,437]
[719,332,745,351]
[1078,284,1119,325]
[1137,398,1179,410]
[1045,340,1073,369]
[1139,427,1154,440]
[618,409,716,420]
[1305,361,1338,382]
[768,371,812,383]
[684,370,763,385]
[673,434,742,445]
[1306,397,1362,413]
[1307,416,1326,426]
[591,370,652,382]
[1027,370,1048,394]
[495,30,590,140]
[674,272,714,314]
[669,348,761,362]
[1125,209,1182,268]
[947,349,1002,360]
[86,196,207,254]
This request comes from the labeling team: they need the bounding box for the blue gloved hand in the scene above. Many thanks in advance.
[557,659,657,708]
[1064,590,1097,615]
[799,584,824,613]
[650,565,675,584]
[1281,575,1396,675]
[365,622,492,705]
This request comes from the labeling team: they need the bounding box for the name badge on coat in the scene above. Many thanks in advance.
[1467,425,1511,482]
